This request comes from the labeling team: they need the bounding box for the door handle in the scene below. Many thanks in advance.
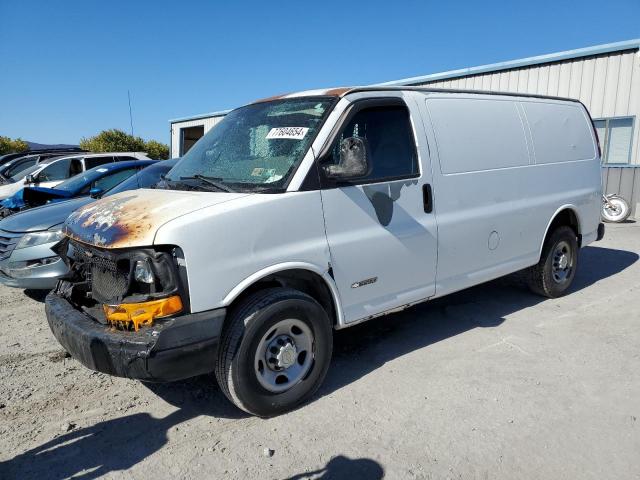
[422,184,433,213]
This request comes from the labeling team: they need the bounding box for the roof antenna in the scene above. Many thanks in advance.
[127,90,134,136]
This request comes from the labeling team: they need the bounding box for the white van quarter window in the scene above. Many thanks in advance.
[427,98,529,174]
[522,102,596,164]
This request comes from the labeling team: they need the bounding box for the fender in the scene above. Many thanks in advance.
[221,261,345,328]
[538,204,582,258]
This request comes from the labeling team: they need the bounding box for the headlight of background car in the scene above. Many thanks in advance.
[15,226,63,250]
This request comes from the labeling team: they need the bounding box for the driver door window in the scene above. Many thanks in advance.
[327,105,419,183]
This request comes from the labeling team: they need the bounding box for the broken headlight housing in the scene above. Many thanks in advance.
[55,238,189,331]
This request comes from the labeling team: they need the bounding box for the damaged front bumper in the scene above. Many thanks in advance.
[45,291,225,382]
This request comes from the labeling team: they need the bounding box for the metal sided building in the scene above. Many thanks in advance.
[169,110,229,158]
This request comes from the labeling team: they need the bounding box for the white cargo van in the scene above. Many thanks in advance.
[46,87,604,416]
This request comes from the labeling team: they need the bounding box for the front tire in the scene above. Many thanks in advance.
[526,226,578,298]
[215,288,333,417]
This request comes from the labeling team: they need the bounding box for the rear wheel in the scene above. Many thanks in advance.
[525,226,578,298]
[215,288,333,417]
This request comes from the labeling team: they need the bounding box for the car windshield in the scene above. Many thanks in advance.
[105,161,175,196]
[9,163,40,183]
[166,97,334,192]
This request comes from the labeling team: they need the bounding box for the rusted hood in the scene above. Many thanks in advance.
[64,189,249,249]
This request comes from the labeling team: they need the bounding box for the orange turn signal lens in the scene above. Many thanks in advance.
[103,295,183,331]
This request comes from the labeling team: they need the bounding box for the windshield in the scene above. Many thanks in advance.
[105,161,176,196]
[166,97,334,191]
[55,164,118,192]
[10,163,41,183]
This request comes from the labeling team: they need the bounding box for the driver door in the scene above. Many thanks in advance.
[318,96,438,324]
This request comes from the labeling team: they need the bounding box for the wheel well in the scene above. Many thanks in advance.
[228,269,337,326]
[545,208,581,248]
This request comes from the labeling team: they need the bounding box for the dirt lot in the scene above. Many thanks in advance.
[1,223,639,479]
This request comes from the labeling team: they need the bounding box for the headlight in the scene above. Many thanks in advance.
[134,259,154,284]
[15,227,63,250]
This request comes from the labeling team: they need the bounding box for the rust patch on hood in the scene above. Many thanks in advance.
[64,189,247,249]
[252,92,288,104]
[323,87,351,96]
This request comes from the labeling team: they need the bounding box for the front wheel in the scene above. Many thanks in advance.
[525,226,578,298]
[602,195,631,223]
[215,288,333,417]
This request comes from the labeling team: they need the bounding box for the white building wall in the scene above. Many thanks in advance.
[170,114,226,158]
[417,48,640,165]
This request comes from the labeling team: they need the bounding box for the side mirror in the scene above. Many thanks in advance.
[24,174,36,185]
[89,187,103,198]
[322,137,370,179]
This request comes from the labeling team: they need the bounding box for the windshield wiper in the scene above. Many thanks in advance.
[179,175,236,193]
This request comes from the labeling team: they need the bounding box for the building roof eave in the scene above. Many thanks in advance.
[379,38,640,86]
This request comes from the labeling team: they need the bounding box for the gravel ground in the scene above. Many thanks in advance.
[0,223,639,480]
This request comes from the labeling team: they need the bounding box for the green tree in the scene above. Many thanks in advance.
[0,136,29,155]
[79,129,146,153]
[144,140,169,160]
[79,129,170,160]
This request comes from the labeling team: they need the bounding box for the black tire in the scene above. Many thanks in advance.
[525,226,578,298]
[215,287,333,417]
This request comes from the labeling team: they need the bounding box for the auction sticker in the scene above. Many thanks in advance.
[266,127,309,140]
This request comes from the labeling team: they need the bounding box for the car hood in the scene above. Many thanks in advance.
[0,197,95,233]
[64,189,250,249]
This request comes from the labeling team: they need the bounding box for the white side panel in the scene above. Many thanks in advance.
[421,93,601,298]
[426,97,529,173]
[522,101,597,164]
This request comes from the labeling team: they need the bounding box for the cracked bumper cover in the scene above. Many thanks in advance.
[45,292,225,382]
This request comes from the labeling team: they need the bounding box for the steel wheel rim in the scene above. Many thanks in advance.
[604,199,625,220]
[254,318,314,393]
[551,240,573,283]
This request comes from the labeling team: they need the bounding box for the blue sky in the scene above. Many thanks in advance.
[1,0,639,145]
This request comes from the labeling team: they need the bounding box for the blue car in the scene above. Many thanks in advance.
[0,159,157,216]
[0,159,177,289]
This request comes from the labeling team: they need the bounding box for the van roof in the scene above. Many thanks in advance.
[251,86,583,105]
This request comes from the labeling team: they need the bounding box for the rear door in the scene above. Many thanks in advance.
[318,94,437,324]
